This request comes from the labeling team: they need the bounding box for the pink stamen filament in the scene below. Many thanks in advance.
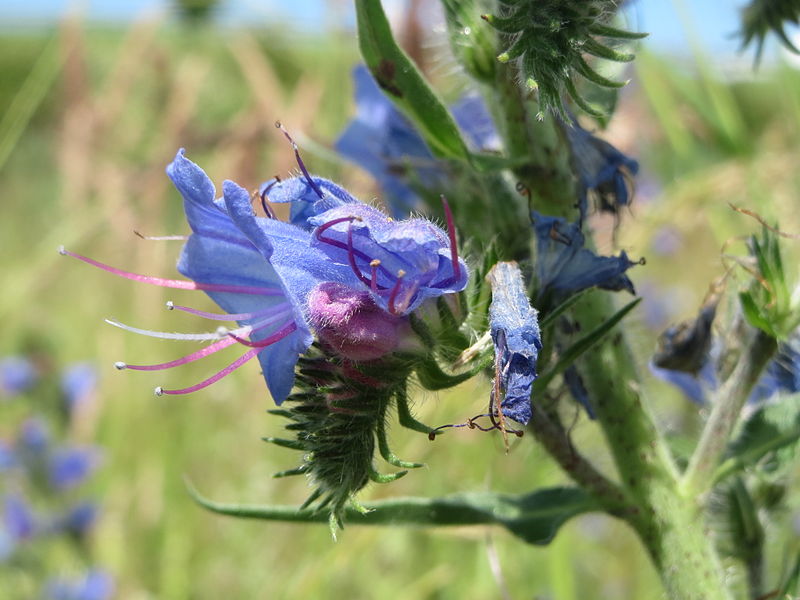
[166,301,291,322]
[115,310,294,370]
[440,195,461,281]
[119,336,238,371]
[60,248,282,296]
[274,121,324,199]
[155,347,263,396]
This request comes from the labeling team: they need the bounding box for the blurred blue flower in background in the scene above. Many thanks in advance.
[45,569,115,600]
[0,357,38,397]
[60,363,98,413]
[563,118,639,217]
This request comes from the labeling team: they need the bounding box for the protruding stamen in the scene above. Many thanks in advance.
[114,362,126,370]
[155,347,263,396]
[120,337,239,371]
[165,302,291,322]
[388,270,406,315]
[369,259,381,292]
[227,321,297,348]
[134,231,188,241]
[60,248,282,296]
[274,120,324,200]
[440,195,461,282]
[104,318,251,341]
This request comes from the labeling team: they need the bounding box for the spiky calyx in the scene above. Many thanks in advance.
[266,345,422,531]
[738,0,800,64]
[482,0,646,119]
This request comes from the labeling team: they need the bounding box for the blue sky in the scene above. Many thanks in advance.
[0,0,767,60]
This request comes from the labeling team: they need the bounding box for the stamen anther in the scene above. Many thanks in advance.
[114,362,126,370]
[166,301,175,310]
[154,387,164,396]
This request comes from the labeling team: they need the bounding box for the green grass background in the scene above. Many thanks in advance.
[1,15,799,599]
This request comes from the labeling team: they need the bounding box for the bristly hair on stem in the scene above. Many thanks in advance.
[481,0,647,119]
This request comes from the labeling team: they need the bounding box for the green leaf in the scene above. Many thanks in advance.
[535,298,641,392]
[778,550,800,597]
[713,393,800,484]
[355,0,470,161]
[186,481,599,546]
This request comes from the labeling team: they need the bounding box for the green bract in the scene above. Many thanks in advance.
[482,0,646,118]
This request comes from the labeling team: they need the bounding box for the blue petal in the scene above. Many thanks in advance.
[166,150,249,248]
[60,363,98,412]
[533,213,637,303]
[3,494,35,540]
[450,94,501,151]
[262,176,357,230]
[564,119,639,216]
[0,356,37,396]
[48,447,99,490]
[222,180,363,403]
[489,262,542,425]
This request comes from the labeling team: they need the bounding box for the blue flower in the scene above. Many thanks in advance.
[49,447,99,491]
[335,66,500,217]
[563,117,639,217]
[63,150,467,405]
[57,502,98,537]
[650,301,800,404]
[532,212,639,305]
[60,363,98,413]
[3,494,35,540]
[45,569,115,600]
[0,356,37,396]
[17,417,50,455]
[488,262,542,425]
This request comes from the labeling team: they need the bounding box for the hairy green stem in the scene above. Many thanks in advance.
[682,328,777,498]
[572,291,732,600]
[491,63,574,218]
[528,406,630,511]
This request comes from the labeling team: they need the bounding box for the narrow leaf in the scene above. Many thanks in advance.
[355,0,470,160]
[186,481,599,546]
[535,298,641,391]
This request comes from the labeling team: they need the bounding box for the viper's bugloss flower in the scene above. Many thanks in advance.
[0,356,38,397]
[488,262,542,425]
[651,307,800,405]
[532,212,639,305]
[3,494,35,540]
[563,117,639,217]
[335,66,499,216]
[61,149,467,405]
[60,363,98,413]
[48,447,100,491]
[44,569,115,600]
